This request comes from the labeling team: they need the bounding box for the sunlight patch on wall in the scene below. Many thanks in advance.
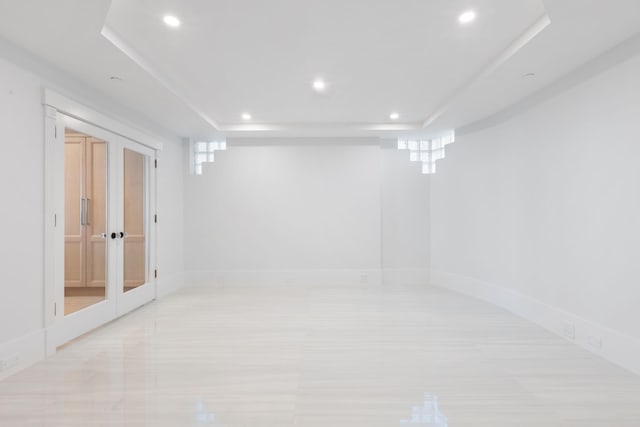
[397,131,455,174]
[191,141,227,175]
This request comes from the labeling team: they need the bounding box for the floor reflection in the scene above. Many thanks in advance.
[400,393,448,426]
[4,285,640,425]
[194,399,217,425]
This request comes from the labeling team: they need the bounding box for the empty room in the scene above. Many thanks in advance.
[1,0,640,425]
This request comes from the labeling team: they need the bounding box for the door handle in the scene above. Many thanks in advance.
[111,232,117,239]
[119,231,125,239]
[100,233,107,239]
[85,198,90,225]
[80,198,85,226]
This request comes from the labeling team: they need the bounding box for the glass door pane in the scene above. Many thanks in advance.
[64,130,108,315]
[122,148,147,293]
[86,138,108,290]
[56,114,156,347]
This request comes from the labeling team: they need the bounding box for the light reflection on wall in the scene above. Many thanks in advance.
[400,393,448,426]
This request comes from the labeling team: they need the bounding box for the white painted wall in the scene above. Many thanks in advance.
[0,57,45,347]
[381,144,431,284]
[157,140,187,297]
[184,140,431,285]
[185,142,381,284]
[430,52,640,373]
[0,51,186,375]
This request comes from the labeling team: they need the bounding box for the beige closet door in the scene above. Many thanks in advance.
[64,131,108,315]
[63,135,85,288]
[85,138,108,288]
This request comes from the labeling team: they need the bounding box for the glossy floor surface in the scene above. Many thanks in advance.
[2,283,640,426]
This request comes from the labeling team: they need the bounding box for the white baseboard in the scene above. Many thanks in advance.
[186,268,434,287]
[186,269,385,287]
[431,270,640,376]
[382,268,430,285]
[0,329,46,381]
[156,271,186,299]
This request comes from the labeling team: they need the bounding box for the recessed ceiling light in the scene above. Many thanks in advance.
[390,113,400,120]
[458,10,476,24]
[109,76,123,82]
[163,15,181,28]
[242,113,252,121]
[523,72,537,79]
[312,79,327,92]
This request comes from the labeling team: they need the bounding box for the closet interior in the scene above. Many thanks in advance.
[64,129,107,315]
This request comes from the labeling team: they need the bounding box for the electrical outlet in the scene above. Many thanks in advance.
[588,336,603,350]
[561,323,575,340]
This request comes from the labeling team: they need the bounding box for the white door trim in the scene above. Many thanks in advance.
[43,91,160,354]
[43,89,163,151]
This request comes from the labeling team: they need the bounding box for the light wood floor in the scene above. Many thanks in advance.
[64,288,106,315]
[2,282,640,426]
[64,296,104,315]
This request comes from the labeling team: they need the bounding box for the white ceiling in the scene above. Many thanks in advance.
[0,0,639,140]
[430,0,640,135]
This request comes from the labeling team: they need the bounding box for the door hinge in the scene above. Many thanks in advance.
[54,127,57,139]
[154,214,157,223]
[154,159,158,169]
[54,214,57,227]
[154,269,158,279]
[54,302,57,316]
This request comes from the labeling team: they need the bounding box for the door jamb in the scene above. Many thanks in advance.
[43,89,161,355]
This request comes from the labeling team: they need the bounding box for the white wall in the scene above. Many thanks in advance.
[381,145,430,284]
[0,51,186,376]
[185,142,381,284]
[184,140,430,285]
[157,139,187,297]
[0,57,45,347]
[430,51,640,373]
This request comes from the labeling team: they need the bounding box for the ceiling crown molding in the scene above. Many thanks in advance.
[101,25,221,131]
[422,13,551,129]
[100,8,550,139]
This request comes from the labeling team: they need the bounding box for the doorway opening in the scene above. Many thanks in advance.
[44,92,160,351]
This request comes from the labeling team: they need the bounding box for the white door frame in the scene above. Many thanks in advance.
[43,90,161,354]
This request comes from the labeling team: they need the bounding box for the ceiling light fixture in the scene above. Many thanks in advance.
[390,113,400,120]
[242,113,252,121]
[312,79,327,92]
[163,15,181,28]
[458,10,476,24]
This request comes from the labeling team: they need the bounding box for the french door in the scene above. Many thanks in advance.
[53,115,157,346]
